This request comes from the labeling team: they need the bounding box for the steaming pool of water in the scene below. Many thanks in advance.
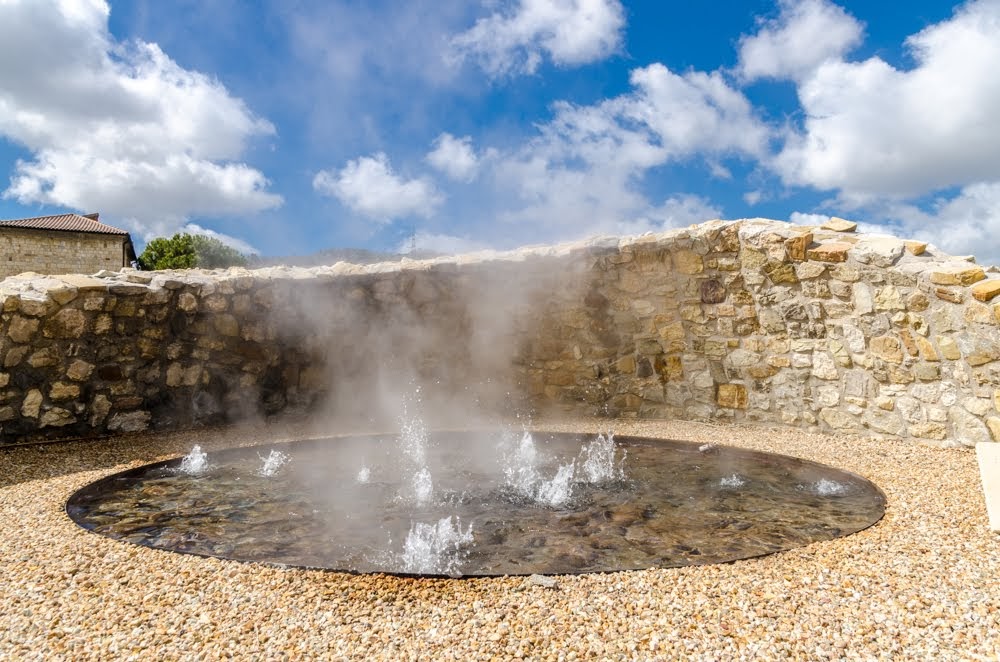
[66,431,885,577]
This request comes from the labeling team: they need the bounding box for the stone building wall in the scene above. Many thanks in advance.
[2,218,1000,448]
[0,229,129,279]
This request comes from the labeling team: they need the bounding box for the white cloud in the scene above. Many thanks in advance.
[744,190,765,205]
[788,211,830,225]
[426,133,479,182]
[397,231,491,255]
[313,152,443,222]
[450,0,625,76]
[875,181,1000,265]
[0,0,281,236]
[773,0,1000,200]
[615,195,723,236]
[182,223,260,256]
[737,0,863,82]
[492,63,765,235]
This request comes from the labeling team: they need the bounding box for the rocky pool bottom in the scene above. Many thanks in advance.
[1,419,997,659]
[66,431,885,576]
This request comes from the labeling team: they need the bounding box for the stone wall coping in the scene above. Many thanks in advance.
[0,217,990,306]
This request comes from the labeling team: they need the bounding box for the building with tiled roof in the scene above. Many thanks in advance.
[0,212,137,279]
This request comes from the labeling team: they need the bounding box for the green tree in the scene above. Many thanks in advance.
[138,233,248,270]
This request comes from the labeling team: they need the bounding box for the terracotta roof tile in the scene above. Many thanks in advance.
[0,213,130,236]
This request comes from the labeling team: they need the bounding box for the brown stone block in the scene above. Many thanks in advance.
[716,383,748,409]
[972,279,1000,302]
[784,232,813,262]
[699,278,726,303]
[806,242,852,263]
[869,335,904,363]
[935,287,964,304]
[929,264,986,286]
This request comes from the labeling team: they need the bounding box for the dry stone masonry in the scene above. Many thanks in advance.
[3,218,1000,448]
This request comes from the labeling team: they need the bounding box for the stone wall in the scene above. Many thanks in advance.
[0,229,129,280]
[3,218,1000,448]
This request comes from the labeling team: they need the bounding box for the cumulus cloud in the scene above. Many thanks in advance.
[182,223,260,256]
[875,182,1000,264]
[0,0,281,237]
[737,0,863,82]
[773,0,1000,200]
[615,195,723,236]
[451,0,625,76]
[426,133,480,182]
[493,63,766,234]
[313,152,443,222]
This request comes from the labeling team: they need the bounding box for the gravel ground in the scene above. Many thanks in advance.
[1,419,998,660]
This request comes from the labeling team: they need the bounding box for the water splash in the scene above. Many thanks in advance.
[412,467,434,506]
[503,431,540,497]
[178,445,209,475]
[356,466,371,484]
[401,516,474,575]
[578,432,625,483]
[256,450,289,477]
[720,473,747,489]
[534,462,576,507]
[501,431,625,507]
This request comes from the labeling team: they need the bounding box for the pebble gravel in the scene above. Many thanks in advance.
[1,419,998,660]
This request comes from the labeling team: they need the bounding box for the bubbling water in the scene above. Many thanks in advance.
[401,516,474,575]
[178,445,209,475]
[257,450,290,477]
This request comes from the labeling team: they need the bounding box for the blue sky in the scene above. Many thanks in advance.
[2,0,999,262]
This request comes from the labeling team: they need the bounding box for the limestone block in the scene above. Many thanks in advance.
[964,398,993,416]
[950,407,991,446]
[906,291,930,311]
[874,285,905,311]
[763,261,798,284]
[936,336,961,360]
[852,283,873,314]
[25,346,58,368]
[935,287,964,304]
[807,242,852,263]
[44,309,88,338]
[177,292,198,312]
[869,335,904,363]
[972,279,1000,302]
[822,217,857,232]
[929,264,986,286]
[21,389,42,418]
[903,240,928,255]
[987,417,1000,441]
[866,409,905,435]
[673,250,703,274]
[908,422,947,440]
[853,237,904,267]
[7,315,39,343]
[40,407,75,428]
[913,363,940,381]
[811,352,839,379]
[49,382,80,401]
[965,302,995,325]
[716,384,748,409]
[820,408,860,429]
[213,314,240,337]
[784,232,812,261]
[912,335,939,361]
[107,411,151,433]
[795,262,826,280]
